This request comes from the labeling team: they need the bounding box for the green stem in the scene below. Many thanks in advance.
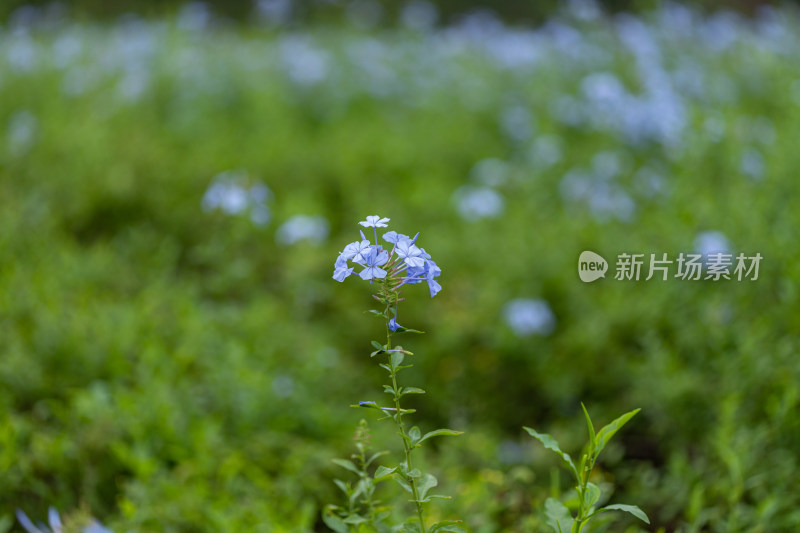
[574,456,595,533]
[383,287,427,533]
[356,443,376,522]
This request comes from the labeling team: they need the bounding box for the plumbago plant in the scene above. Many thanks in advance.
[324,420,392,531]
[524,405,649,532]
[324,216,464,533]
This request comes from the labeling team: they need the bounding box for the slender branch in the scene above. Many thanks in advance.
[382,282,427,533]
[353,434,375,522]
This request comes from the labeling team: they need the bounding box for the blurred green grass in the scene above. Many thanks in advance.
[1,4,800,532]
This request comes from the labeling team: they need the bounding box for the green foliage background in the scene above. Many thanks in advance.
[1,3,800,532]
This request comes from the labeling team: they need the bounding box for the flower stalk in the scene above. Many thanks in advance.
[382,281,426,532]
[329,215,463,532]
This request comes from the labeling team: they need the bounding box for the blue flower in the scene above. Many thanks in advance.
[404,265,424,284]
[425,260,442,297]
[395,237,426,268]
[359,215,390,228]
[401,257,441,297]
[382,231,404,244]
[359,216,390,244]
[426,259,441,279]
[359,246,389,280]
[332,255,354,282]
[383,230,417,244]
[341,239,371,264]
[333,218,442,297]
[389,305,402,331]
[427,277,442,297]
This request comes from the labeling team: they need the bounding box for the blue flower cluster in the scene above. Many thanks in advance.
[333,216,442,298]
[16,507,112,533]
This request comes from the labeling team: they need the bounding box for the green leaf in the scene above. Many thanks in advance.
[331,458,360,475]
[583,482,601,510]
[416,473,438,500]
[417,428,463,445]
[391,351,405,369]
[354,478,370,499]
[419,494,452,503]
[597,504,650,524]
[594,408,640,457]
[343,515,368,525]
[392,474,413,494]
[430,520,466,533]
[373,465,398,482]
[350,479,366,503]
[333,479,349,495]
[366,450,388,467]
[581,403,596,453]
[383,385,396,395]
[0,515,12,533]
[322,507,350,533]
[401,387,426,395]
[407,468,422,478]
[373,509,392,525]
[408,426,421,445]
[352,402,381,411]
[367,309,386,318]
[371,341,384,351]
[392,324,425,334]
[544,497,574,533]
[399,523,422,533]
[523,427,579,480]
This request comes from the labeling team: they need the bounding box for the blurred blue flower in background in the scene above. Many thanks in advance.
[202,169,273,226]
[453,186,505,221]
[276,215,330,245]
[694,230,732,257]
[6,109,38,157]
[401,1,438,32]
[16,508,112,533]
[503,299,556,337]
[741,147,765,180]
[279,35,330,87]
